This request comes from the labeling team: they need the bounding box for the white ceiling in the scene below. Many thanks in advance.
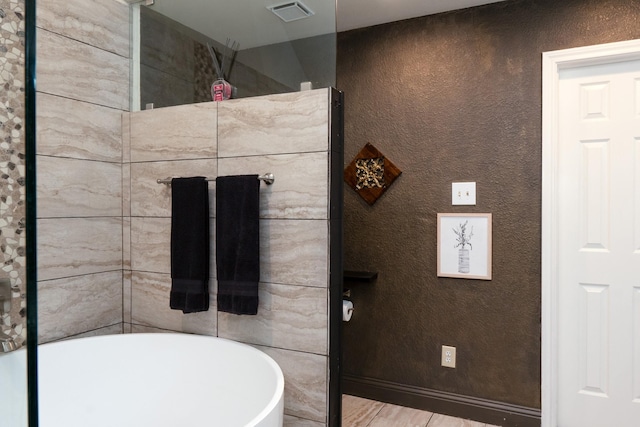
[337,0,507,32]
[145,0,507,49]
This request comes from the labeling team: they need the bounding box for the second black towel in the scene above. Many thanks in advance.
[216,175,260,315]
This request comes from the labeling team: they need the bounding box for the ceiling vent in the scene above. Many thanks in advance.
[268,1,315,22]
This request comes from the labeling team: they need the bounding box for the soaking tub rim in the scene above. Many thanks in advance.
[37,332,285,427]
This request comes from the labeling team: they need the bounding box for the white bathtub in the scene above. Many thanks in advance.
[0,346,28,425]
[1,333,285,426]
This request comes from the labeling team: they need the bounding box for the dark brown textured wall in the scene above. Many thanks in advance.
[338,0,640,410]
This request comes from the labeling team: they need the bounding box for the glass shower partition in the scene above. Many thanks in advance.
[11,0,337,425]
[132,0,337,110]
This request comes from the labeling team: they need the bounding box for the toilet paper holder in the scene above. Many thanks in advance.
[342,299,354,322]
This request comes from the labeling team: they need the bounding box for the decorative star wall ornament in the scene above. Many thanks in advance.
[344,143,402,206]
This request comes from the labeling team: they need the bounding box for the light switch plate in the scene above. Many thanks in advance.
[452,182,476,205]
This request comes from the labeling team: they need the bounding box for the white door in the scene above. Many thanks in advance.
[555,57,640,426]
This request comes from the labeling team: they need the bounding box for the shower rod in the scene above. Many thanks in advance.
[156,173,275,186]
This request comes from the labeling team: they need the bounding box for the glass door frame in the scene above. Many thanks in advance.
[25,0,38,425]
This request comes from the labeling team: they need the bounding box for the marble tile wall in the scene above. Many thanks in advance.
[126,89,334,426]
[129,103,217,162]
[38,271,123,341]
[0,0,27,346]
[127,102,219,337]
[36,29,129,111]
[35,0,130,343]
[217,90,333,426]
[36,92,123,162]
[217,90,329,157]
[37,0,129,57]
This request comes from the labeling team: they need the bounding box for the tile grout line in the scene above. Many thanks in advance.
[344,396,492,427]
[363,402,387,427]
[423,411,435,427]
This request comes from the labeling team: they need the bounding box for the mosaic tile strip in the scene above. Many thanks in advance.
[194,41,216,103]
[0,0,27,346]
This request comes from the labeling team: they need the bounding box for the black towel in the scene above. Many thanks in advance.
[216,175,260,315]
[170,177,210,313]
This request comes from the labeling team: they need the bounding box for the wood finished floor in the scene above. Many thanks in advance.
[343,395,501,427]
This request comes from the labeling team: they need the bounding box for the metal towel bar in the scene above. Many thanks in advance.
[157,173,275,186]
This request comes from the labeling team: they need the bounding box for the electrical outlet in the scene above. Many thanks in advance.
[442,345,456,368]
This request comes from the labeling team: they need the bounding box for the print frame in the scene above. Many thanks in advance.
[437,213,492,280]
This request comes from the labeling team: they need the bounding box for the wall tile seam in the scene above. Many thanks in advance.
[36,90,130,113]
[251,342,331,361]
[128,269,172,276]
[215,337,330,358]
[128,158,219,165]
[253,218,331,222]
[37,273,124,285]
[36,90,130,112]
[35,26,131,60]
[128,216,331,221]
[217,150,332,159]
[42,271,122,282]
[217,151,331,161]
[217,342,329,359]
[36,153,123,165]
[36,215,125,220]
[128,271,329,290]
[36,269,125,281]
[127,323,216,335]
[39,323,125,343]
[37,275,125,285]
[128,215,180,219]
[35,153,124,165]
[252,281,331,290]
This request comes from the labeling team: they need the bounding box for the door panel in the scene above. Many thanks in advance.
[577,283,609,397]
[557,59,640,426]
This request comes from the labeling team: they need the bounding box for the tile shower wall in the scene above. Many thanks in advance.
[0,0,26,346]
[126,102,219,335]
[126,89,334,426]
[35,0,129,343]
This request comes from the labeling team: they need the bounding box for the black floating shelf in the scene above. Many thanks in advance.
[343,270,378,282]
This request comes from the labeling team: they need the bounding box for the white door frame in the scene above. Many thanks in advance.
[541,38,640,427]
